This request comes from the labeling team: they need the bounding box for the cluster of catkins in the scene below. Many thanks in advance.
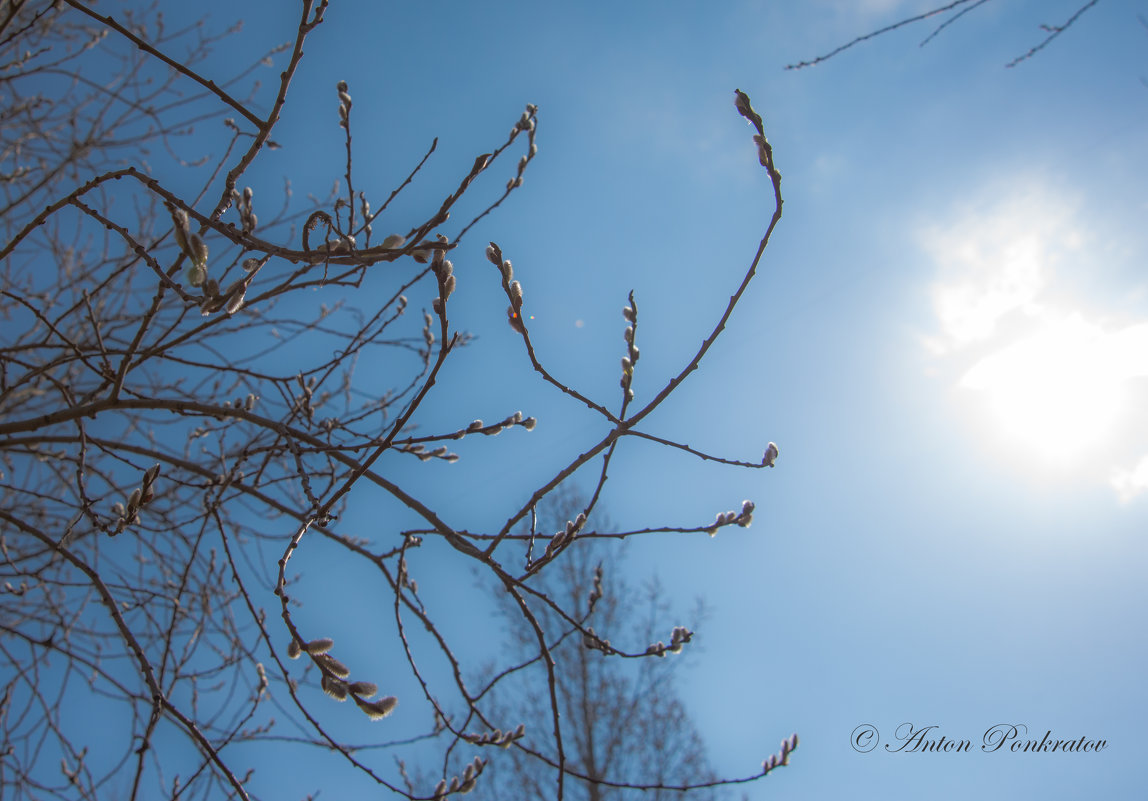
[762,733,799,774]
[231,185,257,233]
[620,298,640,402]
[429,235,456,316]
[432,756,486,798]
[587,563,605,611]
[456,411,537,439]
[544,511,586,561]
[165,202,250,315]
[582,626,612,654]
[287,636,397,720]
[486,242,526,333]
[110,464,160,536]
[645,625,693,657]
[464,723,526,749]
[505,103,538,190]
[706,499,756,536]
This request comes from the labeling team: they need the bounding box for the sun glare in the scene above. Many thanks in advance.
[958,314,1127,464]
[923,183,1148,493]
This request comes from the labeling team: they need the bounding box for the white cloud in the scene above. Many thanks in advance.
[920,181,1148,495]
[920,190,1080,354]
[1112,455,1148,504]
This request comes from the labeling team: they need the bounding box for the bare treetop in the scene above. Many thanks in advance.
[0,2,795,799]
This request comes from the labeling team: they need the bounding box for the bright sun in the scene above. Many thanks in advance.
[923,185,1148,492]
[958,314,1127,465]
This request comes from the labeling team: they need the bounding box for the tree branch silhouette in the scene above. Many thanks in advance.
[786,0,1102,70]
[0,3,796,800]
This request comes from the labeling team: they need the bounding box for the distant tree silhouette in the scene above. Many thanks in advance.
[475,487,739,801]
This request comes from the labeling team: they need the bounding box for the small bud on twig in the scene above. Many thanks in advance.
[356,695,398,720]
[303,638,334,655]
[316,653,350,677]
[486,242,502,265]
[763,441,779,468]
[349,681,378,698]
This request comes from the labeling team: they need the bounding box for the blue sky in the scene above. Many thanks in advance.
[140,1,1148,798]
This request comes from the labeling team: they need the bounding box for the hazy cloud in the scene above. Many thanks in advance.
[921,183,1148,497]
